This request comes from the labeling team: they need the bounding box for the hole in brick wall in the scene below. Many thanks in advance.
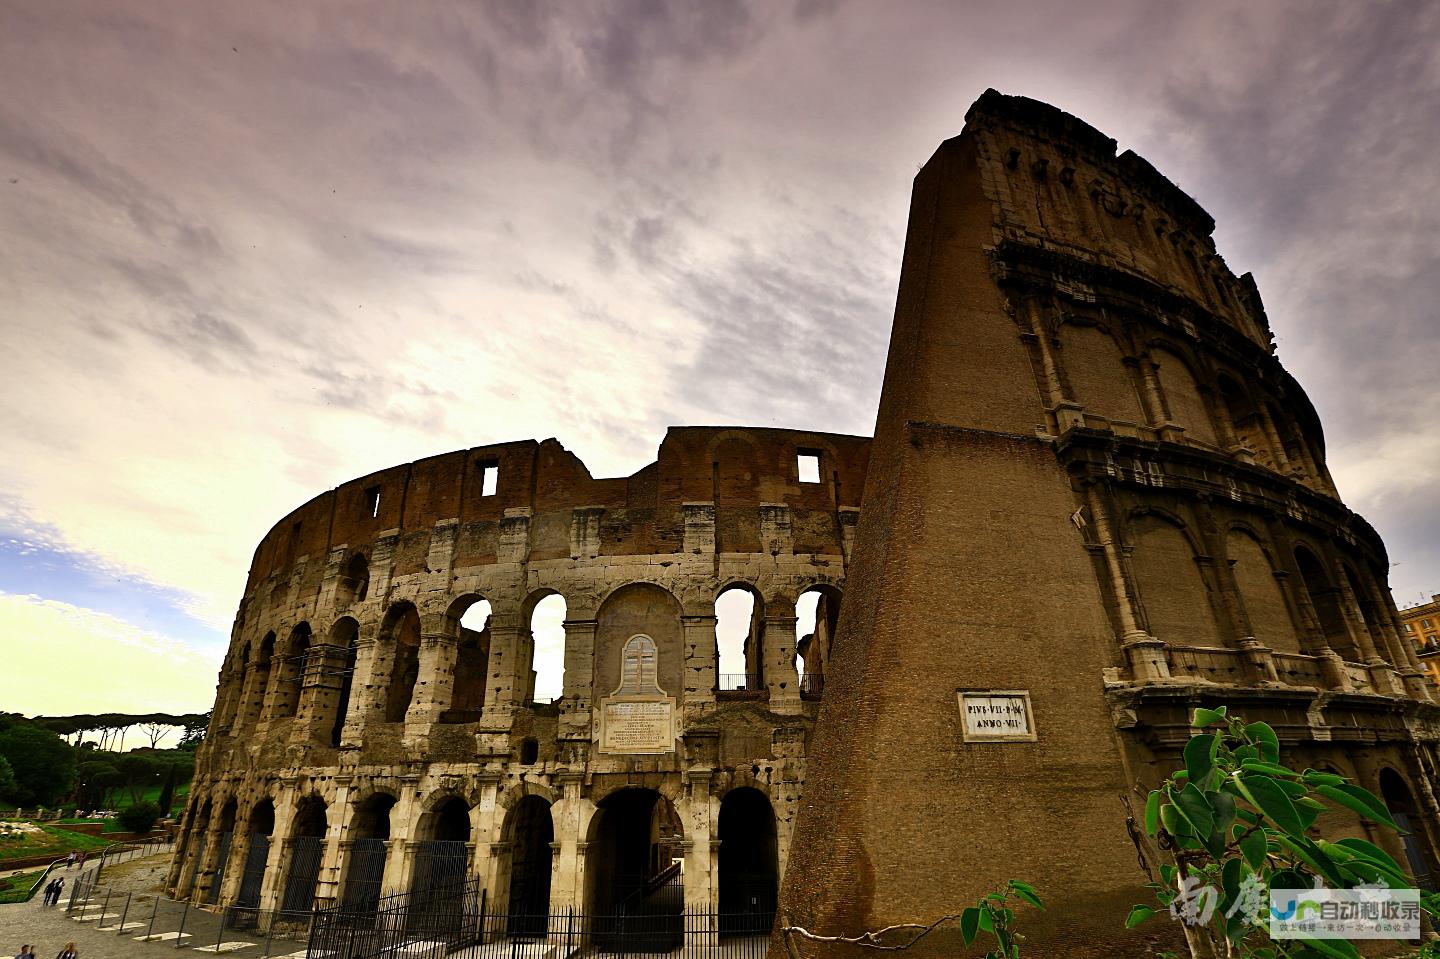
[364,486,381,518]
[478,460,499,496]
[716,586,761,691]
[519,737,539,765]
[529,593,566,704]
[797,450,821,484]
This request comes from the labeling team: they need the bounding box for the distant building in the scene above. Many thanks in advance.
[1403,594,1440,685]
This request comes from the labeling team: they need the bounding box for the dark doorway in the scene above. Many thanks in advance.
[235,800,274,910]
[718,788,778,936]
[1381,770,1435,890]
[282,797,328,913]
[343,794,395,912]
[506,796,554,937]
[587,788,683,952]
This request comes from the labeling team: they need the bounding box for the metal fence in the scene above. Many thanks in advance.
[309,876,774,959]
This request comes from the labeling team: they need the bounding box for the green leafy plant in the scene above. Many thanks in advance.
[1130,705,1439,958]
[116,799,161,834]
[959,880,1044,958]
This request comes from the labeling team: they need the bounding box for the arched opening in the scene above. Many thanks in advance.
[245,633,276,728]
[272,624,310,720]
[1344,565,1394,666]
[1226,530,1301,655]
[528,592,566,704]
[327,618,360,747]
[221,643,251,729]
[1294,546,1357,661]
[412,797,471,900]
[235,799,274,909]
[383,603,422,723]
[337,553,370,607]
[504,795,555,935]
[795,586,842,700]
[206,798,239,904]
[1218,375,1276,468]
[1380,770,1435,890]
[586,788,683,950]
[343,793,396,912]
[184,799,214,896]
[1128,516,1224,647]
[446,597,492,721]
[281,796,328,914]
[1267,403,1310,480]
[717,585,764,694]
[718,787,778,936]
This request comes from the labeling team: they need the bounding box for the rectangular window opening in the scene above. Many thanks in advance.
[797,450,821,484]
[364,486,381,518]
[478,460,499,497]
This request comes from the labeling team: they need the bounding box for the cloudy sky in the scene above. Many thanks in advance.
[1,1,1437,717]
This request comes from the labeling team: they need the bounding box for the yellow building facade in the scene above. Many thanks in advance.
[1403,594,1440,686]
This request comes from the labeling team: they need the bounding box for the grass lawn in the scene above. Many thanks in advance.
[0,823,114,865]
[0,868,46,904]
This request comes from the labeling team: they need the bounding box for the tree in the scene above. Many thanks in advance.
[177,712,211,751]
[75,759,122,810]
[0,755,17,802]
[115,752,163,804]
[117,800,161,834]
[1129,705,1439,958]
[0,723,76,806]
[156,761,178,816]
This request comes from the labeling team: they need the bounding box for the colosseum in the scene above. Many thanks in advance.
[170,90,1440,958]
[166,425,867,935]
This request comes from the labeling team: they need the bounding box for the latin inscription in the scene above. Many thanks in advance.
[600,698,674,754]
[958,690,1036,742]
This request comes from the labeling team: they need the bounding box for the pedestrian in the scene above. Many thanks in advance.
[50,876,65,907]
[41,879,55,907]
[65,851,75,868]
[54,943,77,959]
[15,943,36,959]
[75,852,85,869]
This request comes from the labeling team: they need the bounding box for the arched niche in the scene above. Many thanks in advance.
[272,623,311,720]
[716,583,764,693]
[717,787,778,935]
[595,584,682,699]
[1293,545,1357,661]
[1226,529,1301,654]
[1128,515,1223,647]
[1153,347,1217,444]
[446,595,492,720]
[1059,322,1146,425]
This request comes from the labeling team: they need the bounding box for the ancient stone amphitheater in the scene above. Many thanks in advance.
[166,426,867,926]
[169,91,1440,958]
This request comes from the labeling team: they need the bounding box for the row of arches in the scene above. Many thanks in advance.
[177,784,780,934]
[215,579,845,741]
[1042,314,1330,490]
[1121,509,1412,675]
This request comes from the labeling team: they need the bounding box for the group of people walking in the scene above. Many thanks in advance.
[38,876,64,907]
[12,945,77,959]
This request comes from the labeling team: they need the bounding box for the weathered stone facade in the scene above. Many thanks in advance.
[778,91,1440,957]
[167,426,867,922]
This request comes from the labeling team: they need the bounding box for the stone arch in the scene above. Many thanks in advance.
[1266,402,1310,479]
[281,795,328,912]
[271,623,311,720]
[523,588,567,705]
[324,616,360,747]
[1342,562,1395,665]
[717,786,778,935]
[1217,374,1277,468]
[336,552,370,608]
[795,584,843,699]
[1379,768,1436,889]
[585,787,684,942]
[501,794,555,929]
[1058,320,1146,425]
[445,594,492,719]
[382,601,422,723]
[1127,512,1223,646]
[716,581,765,693]
[1151,345,1218,444]
[1292,544,1357,661]
[596,583,683,699]
[1225,527,1302,654]
[342,791,396,910]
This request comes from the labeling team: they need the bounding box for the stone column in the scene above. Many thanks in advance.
[763,614,802,715]
[548,775,587,911]
[480,616,528,729]
[341,627,382,747]
[192,819,229,903]
[560,619,597,739]
[680,776,716,915]
[257,790,298,913]
[313,782,348,908]
[1085,484,1169,681]
[681,613,718,718]
[217,829,251,905]
[405,632,459,731]
[1255,404,1294,474]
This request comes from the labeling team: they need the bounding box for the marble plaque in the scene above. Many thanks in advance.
[599,697,675,754]
[958,689,1036,742]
